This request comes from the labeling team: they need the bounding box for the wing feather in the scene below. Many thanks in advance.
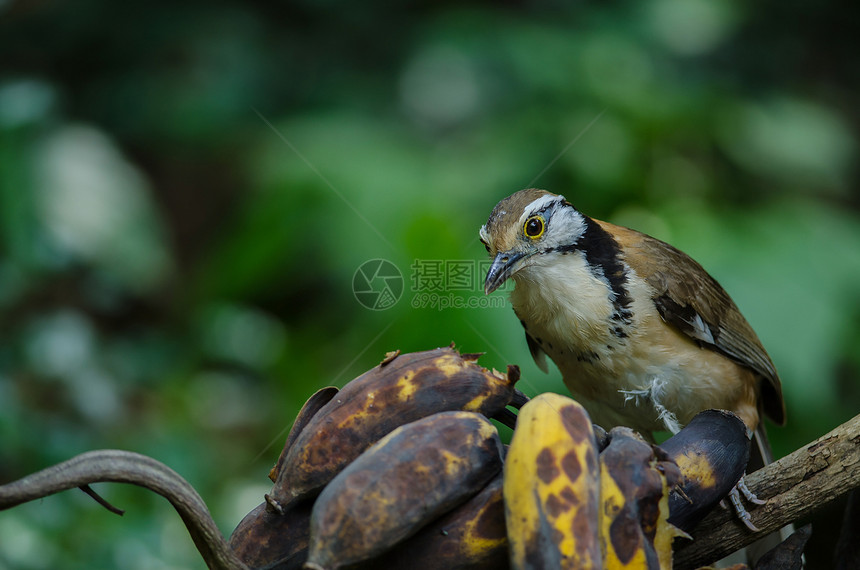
[602,221,785,425]
[525,330,549,373]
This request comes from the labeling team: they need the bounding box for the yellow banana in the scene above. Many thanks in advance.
[305,411,504,570]
[504,392,602,569]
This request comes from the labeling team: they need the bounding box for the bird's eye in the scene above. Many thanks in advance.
[524,216,545,239]
[480,239,490,253]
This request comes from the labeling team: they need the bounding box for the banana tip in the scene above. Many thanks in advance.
[264,493,285,515]
[380,349,401,366]
[460,351,485,362]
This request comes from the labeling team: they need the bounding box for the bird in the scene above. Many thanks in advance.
[480,188,785,526]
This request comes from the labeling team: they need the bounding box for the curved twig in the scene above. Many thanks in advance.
[79,483,126,515]
[0,450,249,570]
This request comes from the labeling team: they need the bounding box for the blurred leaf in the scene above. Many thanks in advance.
[1,1,859,567]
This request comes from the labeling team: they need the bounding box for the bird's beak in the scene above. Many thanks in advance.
[484,250,527,295]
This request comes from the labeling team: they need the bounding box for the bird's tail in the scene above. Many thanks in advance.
[745,422,796,564]
[752,421,775,469]
[716,421,796,567]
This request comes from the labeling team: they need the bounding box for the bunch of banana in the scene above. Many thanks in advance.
[230,346,523,569]
[229,347,755,570]
[266,346,523,514]
[506,395,767,570]
[0,344,799,570]
[501,394,760,570]
[305,411,504,570]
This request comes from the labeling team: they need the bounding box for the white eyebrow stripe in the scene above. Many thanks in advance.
[520,193,565,222]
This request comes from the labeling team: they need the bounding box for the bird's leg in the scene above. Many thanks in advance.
[619,379,681,434]
[722,474,765,532]
[737,476,766,505]
[619,387,651,408]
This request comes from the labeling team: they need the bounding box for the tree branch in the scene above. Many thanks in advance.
[674,413,860,569]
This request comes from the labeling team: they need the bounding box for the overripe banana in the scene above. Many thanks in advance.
[269,386,339,482]
[268,346,519,512]
[660,409,751,533]
[504,392,602,569]
[228,499,312,570]
[359,472,509,570]
[598,427,686,570]
[305,411,504,570]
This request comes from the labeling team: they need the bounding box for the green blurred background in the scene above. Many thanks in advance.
[2,0,859,567]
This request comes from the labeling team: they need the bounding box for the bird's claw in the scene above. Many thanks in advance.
[728,486,760,532]
[720,474,764,532]
[736,476,766,505]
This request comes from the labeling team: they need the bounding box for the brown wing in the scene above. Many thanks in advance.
[602,221,786,425]
[525,329,549,373]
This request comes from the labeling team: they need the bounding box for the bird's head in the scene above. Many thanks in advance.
[480,188,587,295]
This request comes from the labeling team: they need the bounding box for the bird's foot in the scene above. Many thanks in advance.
[619,381,681,434]
[736,476,766,506]
[721,474,765,532]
